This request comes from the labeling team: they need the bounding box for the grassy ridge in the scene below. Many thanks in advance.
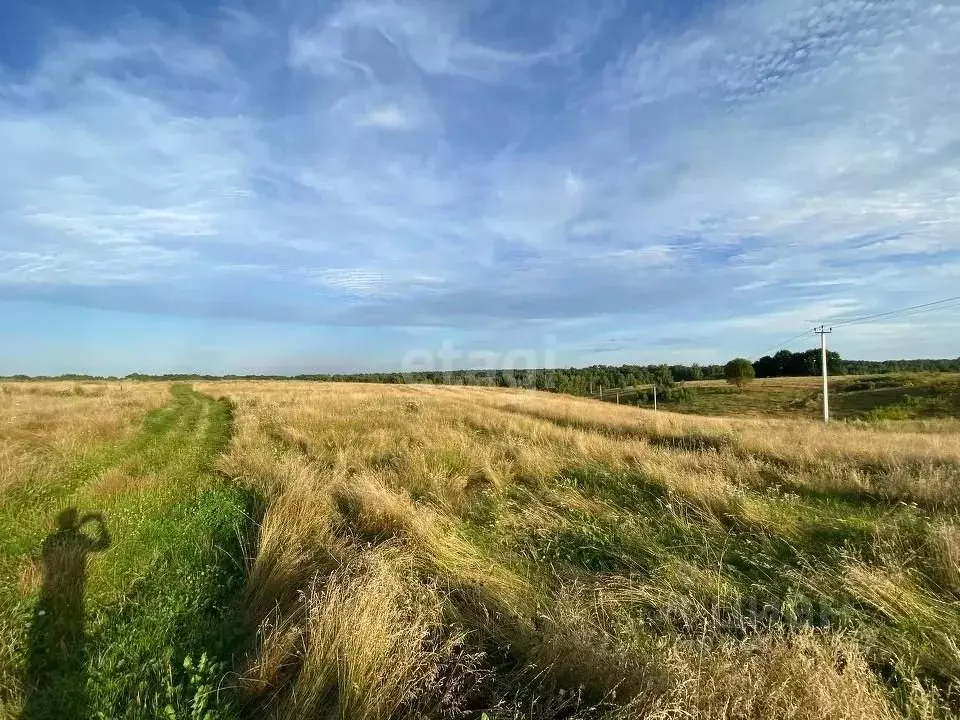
[621,373,960,420]
[0,385,254,720]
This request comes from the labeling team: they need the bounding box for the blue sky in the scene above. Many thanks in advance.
[1,0,959,375]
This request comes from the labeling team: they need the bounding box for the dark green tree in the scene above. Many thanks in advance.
[724,358,756,388]
[652,365,674,390]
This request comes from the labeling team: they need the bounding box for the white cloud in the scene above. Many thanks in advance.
[0,245,192,285]
[357,104,416,129]
[312,268,444,299]
[288,0,601,82]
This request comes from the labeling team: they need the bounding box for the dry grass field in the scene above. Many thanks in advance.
[0,382,169,496]
[3,379,960,719]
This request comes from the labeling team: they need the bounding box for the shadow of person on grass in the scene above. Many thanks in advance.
[22,508,109,720]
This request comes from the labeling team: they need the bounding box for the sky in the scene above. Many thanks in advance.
[1,0,959,375]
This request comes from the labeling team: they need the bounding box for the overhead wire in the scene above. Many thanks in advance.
[826,300,960,330]
[749,293,960,361]
[751,327,815,361]
[826,294,960,329]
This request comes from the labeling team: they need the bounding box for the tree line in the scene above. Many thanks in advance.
[3,351,958,392]
[752,349,960,378]
[290,363,722,393]
[753,349,843,378]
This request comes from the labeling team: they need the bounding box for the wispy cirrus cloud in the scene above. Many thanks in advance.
[1,0,959,371]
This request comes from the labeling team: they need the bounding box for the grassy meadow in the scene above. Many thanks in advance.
[2,379,960,718]
[630,373,960,421]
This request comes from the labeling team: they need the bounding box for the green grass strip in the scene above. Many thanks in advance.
[0,385,256,720]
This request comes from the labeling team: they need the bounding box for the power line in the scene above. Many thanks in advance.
[748,293,960,366]
[830,298,960,330]
[751,328,815,361]
[827,294,960,329]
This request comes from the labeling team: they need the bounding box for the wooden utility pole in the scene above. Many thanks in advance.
[815,326,833,423]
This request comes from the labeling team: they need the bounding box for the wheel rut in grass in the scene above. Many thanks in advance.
[0,384,256,720]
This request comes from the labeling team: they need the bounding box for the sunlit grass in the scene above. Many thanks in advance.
[3,379,960,718]
[205,380,960,719]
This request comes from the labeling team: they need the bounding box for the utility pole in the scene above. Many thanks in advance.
[599,384,603,401]
[616,389,620,405]
[653,384,658,411]
[815,326,833,423]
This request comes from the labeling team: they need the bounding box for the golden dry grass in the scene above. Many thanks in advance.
[199,380,960,719]
[6,379,957,718]
[644,631,900,720]
[930,520,960,591]
[0,381,169,496]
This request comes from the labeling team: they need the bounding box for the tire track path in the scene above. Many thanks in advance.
[0,385,254,720]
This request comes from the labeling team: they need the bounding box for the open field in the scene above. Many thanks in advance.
[2,380,960,718]
[606,373,960,421]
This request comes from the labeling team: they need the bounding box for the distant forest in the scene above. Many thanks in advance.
[4,349,960,394]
